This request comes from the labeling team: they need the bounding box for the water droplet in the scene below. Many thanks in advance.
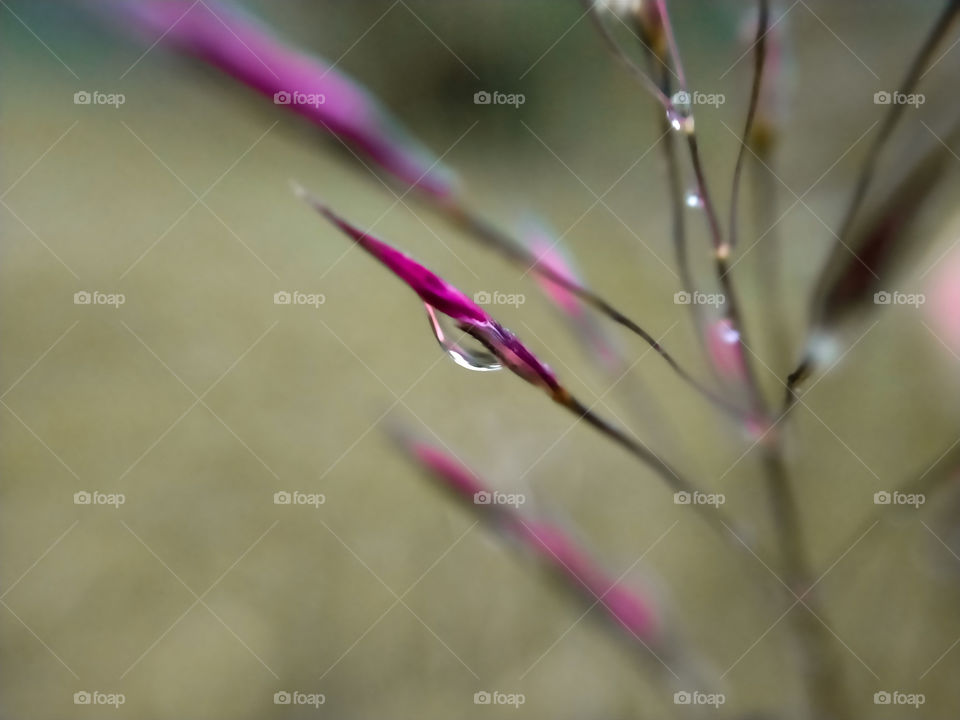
[425,304,502,372]
[717,320,740,344]
[684,190,703,208]
[666,93,695,134]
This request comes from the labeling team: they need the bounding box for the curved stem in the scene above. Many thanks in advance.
[834,0,960,248]
[762,447,849,720]
[442,202,746,421]
[728,0,769,253]
[578,0,676,113]
[554,388,751,548]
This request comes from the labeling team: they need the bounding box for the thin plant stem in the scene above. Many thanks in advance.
[658,4,847,716]
[834,0,960,248]
[687,133,768,418]
[728,0,769,253]
[828,439,960,563]
[578,0,677,113]
[786,0,960,391]
[441,202,746,421]
[761,446,849,720]
[654,0,687,92]
[580,5,850,715]
[751,152,792,373]
[644,44,725,391]
[553,388,749,545]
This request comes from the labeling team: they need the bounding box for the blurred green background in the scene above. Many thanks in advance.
[3,1,960,717]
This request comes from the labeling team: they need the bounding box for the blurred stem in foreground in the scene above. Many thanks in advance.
[579,2,847,718]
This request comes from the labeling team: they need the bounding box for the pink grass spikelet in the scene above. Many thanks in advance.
[396,434,662,646]
[111,0,457,198]
[295,187,561,394]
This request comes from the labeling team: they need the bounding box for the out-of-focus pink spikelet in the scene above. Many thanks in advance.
[396,434,662,646]
[927,246,960,354]
[110,0,457,198]
[524,221,622,374]
[706,317,749,383]
[297,188,561,393]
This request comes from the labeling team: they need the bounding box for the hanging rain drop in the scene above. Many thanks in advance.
[425,304,502,372]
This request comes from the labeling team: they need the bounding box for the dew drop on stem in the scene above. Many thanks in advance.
[425,304,502,372]
[684,190,704,208]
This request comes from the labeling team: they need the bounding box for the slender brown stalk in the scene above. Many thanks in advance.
[728,0,769,253]
[553,388,747,543]
[687,133,768,419]
[441,202,746,421]
[828,440,960,563]
[834,0,960,248]
[751,151,792,372]
[644,42,727,392]
[580,6,847,715]
[786,0,960,392]
[578,0,675,112]
[761,448,849,720]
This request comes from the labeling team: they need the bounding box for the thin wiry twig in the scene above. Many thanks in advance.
[833,0,960,249]
[442,203,746,421]
[728,0,770,253]
[578,0,676,112]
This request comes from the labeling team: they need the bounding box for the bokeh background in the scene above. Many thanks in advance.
[3,1,960,717]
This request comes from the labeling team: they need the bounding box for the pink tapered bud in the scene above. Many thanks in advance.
[297,187,560,393]
[110,0,457,198]
[705,317,748,383]
[396,435,661,645]
[523,221,622,374]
